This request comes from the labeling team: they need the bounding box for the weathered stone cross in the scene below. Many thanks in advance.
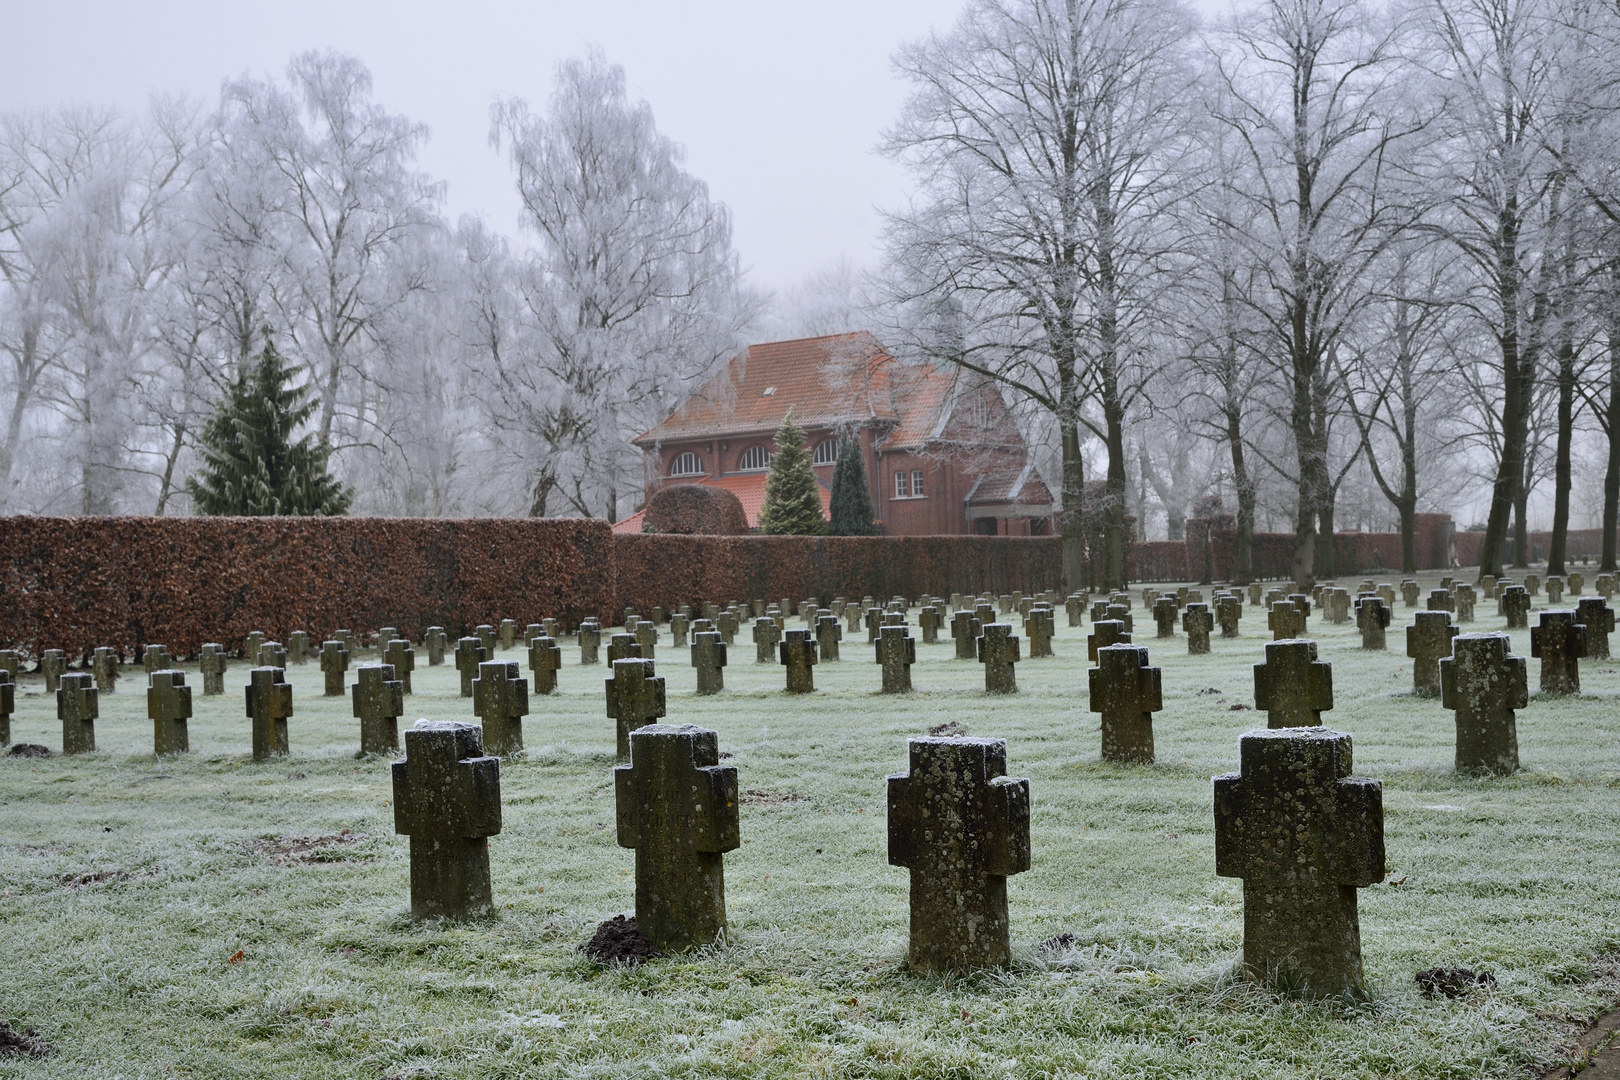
[1576,597,1614,660]
[1253,639,1333,728]
[1530,609,1587,695]
[42,649,68,692]
[422,627,446,666]
[1501,585,1531,629]
[1355,596,1391,650]
[1439,632,1526,774]
[876,624,916,693]
[1152,595,1179,638]
[1405,611,1458,696]
[321,639,351,697]
[978,623,1020,693]
[951,610,981,660]
[1267,601,1305,641]
[1087,619,1132,661]
[392,720,501,920]
[1216,595,1243,638]
[779,629,818,693]
[752,616,781,663]
[606,657,666,759]
[527,634,562,695]
[246,666,293,760]
[1090,644,1161,764]
[353,663,404,755]
[577,619,602,665]
[92,646,119,694]
[199,643,227,695]
[1023,606,1055,657]
[815,613,842,661]
[473,660,530,756]
[57,672,98,754]
[382,639,415,694]
[1183,603,1214,655]
[690,630,727,695]
[148,669,192,755]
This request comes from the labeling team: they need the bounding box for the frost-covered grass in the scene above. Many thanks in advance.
[2,574,1619,1078]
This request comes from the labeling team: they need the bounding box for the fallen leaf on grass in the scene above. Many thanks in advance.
[228,949,245,964]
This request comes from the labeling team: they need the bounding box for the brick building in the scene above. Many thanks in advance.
[616,332,1053,535]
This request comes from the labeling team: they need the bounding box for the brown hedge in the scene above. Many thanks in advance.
[613,534,1063,614]
[643,485,749,535]
[0,516,614,659]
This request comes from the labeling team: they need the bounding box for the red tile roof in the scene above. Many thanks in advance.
[614,474,832,532]
[966,462,1055,507]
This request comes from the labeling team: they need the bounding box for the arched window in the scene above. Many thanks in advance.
[812,439,839,466]
[671,451,703,476]
[738,445,772,472]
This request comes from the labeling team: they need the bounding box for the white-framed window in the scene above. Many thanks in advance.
[813,439,839,466]
[671,451,704,476]
[738,445,772,472]
[894,471,911,498]
[911,470,925,497]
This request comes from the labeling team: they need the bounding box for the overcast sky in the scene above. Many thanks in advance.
[0,0,1023,296]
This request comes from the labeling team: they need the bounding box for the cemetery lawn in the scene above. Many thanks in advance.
[2,575,1619,1079]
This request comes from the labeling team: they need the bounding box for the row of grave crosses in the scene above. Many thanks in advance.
[386,708,1385,997]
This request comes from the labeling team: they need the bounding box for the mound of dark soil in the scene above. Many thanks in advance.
[6,744,50,758]
[582,915,660,966]
[0,1019,51,1057]
[1416,967,1497,998]
[1039,933,1078,952]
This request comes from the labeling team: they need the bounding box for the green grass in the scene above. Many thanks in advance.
[2,575,1619,1078]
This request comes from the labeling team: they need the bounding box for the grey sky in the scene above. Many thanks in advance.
[0,0,1009,294]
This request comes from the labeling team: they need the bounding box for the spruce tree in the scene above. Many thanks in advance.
[828,436,879,535]
[186,335,352,516]
[757,411,827,535]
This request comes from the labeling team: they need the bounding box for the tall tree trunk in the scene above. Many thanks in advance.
[1548,327,1576,575]
[154,422,186,515]
[1604,300,1620,572]
[1104,406,1128,590]
[1060,421,1086,592]
[1229,413,1255,583]
[1480,202,1528,581]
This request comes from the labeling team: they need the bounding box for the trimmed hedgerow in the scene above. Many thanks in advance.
[642,485,749,535]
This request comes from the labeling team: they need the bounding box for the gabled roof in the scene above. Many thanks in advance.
[965,462,1055,508]
[634,332,906,446]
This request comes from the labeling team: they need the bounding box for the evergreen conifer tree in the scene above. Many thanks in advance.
[828,436,879,535]
[186,335,353,516]
[757,411,827,535]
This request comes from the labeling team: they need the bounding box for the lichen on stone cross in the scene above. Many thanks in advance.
[499,619,517,650]
[1183,603,1214,655]
[57,672,98,754]
[615,723,740,953]
[690,630,727,695]
[41,649,68,692]
[528,635,562,695]
[779,629,818,693]
[1455,584,1476,623]
[1597,573,1616,598]
[1530,610,1587,695]
[577,619,602,665]
[1440,632,1526,774]
[1214,726,1384,997]
[198,644,227,695]
[1216,596,1243,638]
[816,614,843,661]
[244,631,265,666]
[384,639,415,694]
[469,624,494,656]
[1355,596,1391,650]
[1105,604,1134,634]
[473,660,530,756]
[92,646,119,694]
[523,623,544,650]
[1427,588,1455,613]
[423,627,447,666]
[1090,644,1162,764]
[919,605,941,644]
[288,630,310,665]
[377,628,399,653]
[876,624,916,693]
[977,623,1021,693]
[259,642,287,670]
[1545,577,1564,604]
[951,610,982,660]
[607,631,642,666]
[1153,596,1179,638]
[1575,597,1615,660]
[1253,639,1333,728]
[1400,580,1420,607]
[887,736,1030,972]
[1248,583,1263,606]
[147,669,192,755]
[634,619,658,659]
[353,663,404,755]
[320,640,350,697]
[1023,606,1054,658]
[1087,619,1131,662]
[1524,575,1541,596]
[716,610,739,644]
[392,720,501,921]
[667,613,688,648]
[1569,572,1585,596]
[1090,600,1110,624]
[864,606,884,643]
[752,617,781,663]
[246,666,294,760]
[1406,611,1459,696]
[1267,601,1305,641]
[454,637,487,698]
[1066,595,1084,627]
[606,657,666,759]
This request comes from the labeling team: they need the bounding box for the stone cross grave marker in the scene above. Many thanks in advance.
[473,660,530,756]
[978,623,1020,693]
[607,631,642,665]
[1253,639,1333,728]
[715,610,739,644]
[244,631,265,666]
[92,646,119,694]
[951,610,981,660]
[1546,577,1564,604]
[623,605,639,630]
[353,663,404,755]
[1023,606,1054,658]
[1214,727,1384,997]
[634,619,658,659]
[147,669,192,755]
[259,641,287,670]
[876,623,916,693]
[528,635,562,694]
[919,605,941,645]
[321,640,350,697]
[779,629,818,693]
[578,619,602,665]
[58,671,98,753]
[1153,595,1179,638]
[1183,603,1214,655]
[887,737,1030,972]
[1406,612,1458,696]
[1355,595,1391,649]
[1455,584,1477,623]
[816,612,842,661]
[607,657,666,759]
[475,624,497,655]
[1496,586,1522,628]
[1597,573,1616,598]
[1401,580,1421,607]
[0,649,22,681]
[524,623,544,649]
[1570,572,1585,596]
[499,619,517,650]
[845,604,863,634]
[0,670,13,746]
[246,666,294,760]
[1087,619,1131,661]
[1248,583,1263,606]
[1268,601,1305,641]
[1530,609,1587,695]
[1327,588,1353,625]
[615,723,740,952]
[1576,597,1614,660]
[199,644,227,695]
[377,627,399,652]
[336,630,360,657]
[1481,573,1497,597]
[1091,644,1161,764]
[669,612,689,648]
[691,630,727,695]
[1066,594,1084,627]
[423,627,447,666]
[392,720,501,920]
[288,630,310,665]
[1376,584,1397,608]
[864,605,884,644]
[752,616,781,663]
[454,637,487,697]
[1216,595,1243,638]
[1525,574,1541,597]
[384,639,415,694]
[1104,603,1134,633]
[141,645,172,678]
[43,649,67,693]
[1440,632,1526,774]
[1090,600,1110,624]
[543,618,560,644]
